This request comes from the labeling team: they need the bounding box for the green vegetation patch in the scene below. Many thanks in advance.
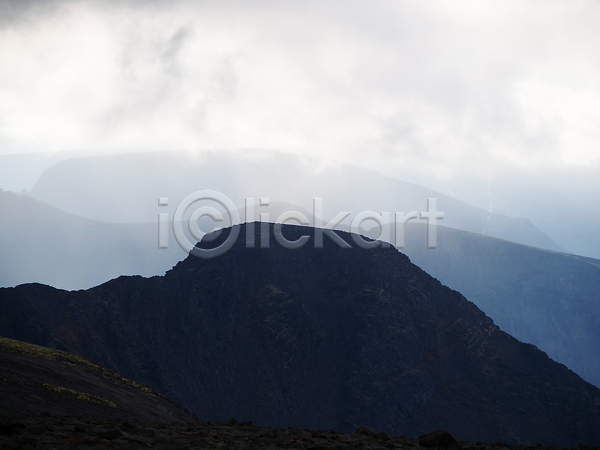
[40,383,118,408]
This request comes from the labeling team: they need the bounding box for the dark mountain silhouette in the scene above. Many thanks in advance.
[28,149,562,252]
[1,223,599,446]
[0,188,315,290]
[354,220,600,389]
[0,336,195,422]
[244,209,600,390]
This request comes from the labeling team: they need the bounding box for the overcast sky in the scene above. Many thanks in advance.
[1,0,599,256]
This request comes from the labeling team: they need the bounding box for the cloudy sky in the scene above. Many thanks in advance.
[1,0,599,256]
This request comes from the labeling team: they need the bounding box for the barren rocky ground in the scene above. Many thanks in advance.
[2,334,597,450]
[0,336,195,423]
[3,415,597,450]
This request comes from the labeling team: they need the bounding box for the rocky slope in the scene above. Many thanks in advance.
[1,223,600,446]
[0,336,195,422]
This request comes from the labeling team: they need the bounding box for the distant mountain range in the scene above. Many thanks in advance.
[0,189,184,290]
[28,149,562,253]
[0,151,81,193]
[1,223,599,446]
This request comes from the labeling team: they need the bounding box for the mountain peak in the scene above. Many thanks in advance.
[1,223,600,446]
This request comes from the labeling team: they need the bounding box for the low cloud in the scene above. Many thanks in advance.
[1,0,600,256]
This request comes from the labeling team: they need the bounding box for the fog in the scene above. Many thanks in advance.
[1,0,599,257]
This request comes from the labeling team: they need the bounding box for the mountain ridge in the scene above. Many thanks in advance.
[2,188,600,394]
[1,223,599,446]
[0,188,185,290]
[28,149,562,252]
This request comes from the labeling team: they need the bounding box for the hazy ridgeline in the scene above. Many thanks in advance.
[28,150,561,251]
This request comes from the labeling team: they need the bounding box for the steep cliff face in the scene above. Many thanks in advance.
[1,223,600,446]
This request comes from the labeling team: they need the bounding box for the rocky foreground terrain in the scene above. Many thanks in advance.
[2,415,599,450]
[2,335,595,450]
[0,336,195,423]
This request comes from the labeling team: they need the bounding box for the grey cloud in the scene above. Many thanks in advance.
[1,0,600,259]
[0,0,62,26]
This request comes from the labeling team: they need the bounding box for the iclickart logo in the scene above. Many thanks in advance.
[158,190,443,259]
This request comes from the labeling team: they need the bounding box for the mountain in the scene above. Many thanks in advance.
[312,218,600,389]
[28,149,562,252]
[0,188,185,290]
[399,222,600,389]
[0,336,195,422]
[1,223,599,446]
[3,185,600,392]
[0,151,82,193]
[0,189,311,290]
